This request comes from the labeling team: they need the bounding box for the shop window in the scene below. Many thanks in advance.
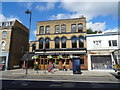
[80,59,84,64]
[66,59,69,65]
[41,59,43,64]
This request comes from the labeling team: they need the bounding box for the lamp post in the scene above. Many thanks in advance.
[25,9,32,74]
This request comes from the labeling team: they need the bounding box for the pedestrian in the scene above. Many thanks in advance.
[63,62,66,71]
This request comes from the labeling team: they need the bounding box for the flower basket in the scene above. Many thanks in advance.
[57,55,63,60]
[47,55,52,59]
[32,55,39,60]
[68,55,73,59]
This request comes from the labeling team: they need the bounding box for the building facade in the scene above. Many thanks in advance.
[28,17,87,70]
[86,32,120,70]
[0,20,29,70]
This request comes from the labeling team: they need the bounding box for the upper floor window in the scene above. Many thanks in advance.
[78,24,83,32]
[78,36,84,48]
[71,24,76,33]
[45,38,50,49]
[55,25,60,33]
[45,26,50,34]
[71,36,77,48]
[32,44,36,52]
[61,37,67,48]
[61,25,66,33]
[1,41,6,50]
[93,40,101,48]
[39,38,44,49]
[39,26,44,34]
[54,37,60,48]
[109,40,117,47]
[2,31,7,38]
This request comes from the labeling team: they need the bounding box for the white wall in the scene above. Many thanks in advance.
[87,33,119,51]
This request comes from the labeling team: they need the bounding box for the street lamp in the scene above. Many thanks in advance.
[25,9,32,74]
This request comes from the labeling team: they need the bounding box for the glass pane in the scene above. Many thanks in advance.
[61,25,66,33]
[55,25,60,33]
[40,26,44,34]
[112,40,117,46]
[46,26,50,34]
[78,24,83,32]
[71,24,76,32]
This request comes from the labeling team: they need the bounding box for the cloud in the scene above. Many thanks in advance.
[86,22,106,31]
[0,14,20,22]
[58,2,118,21]
[103,27,118,33]
[18,2,33,10]
[36,2,55,11]
[33,30,36,36]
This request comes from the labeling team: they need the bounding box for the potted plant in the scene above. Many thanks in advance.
[32,55,39,60]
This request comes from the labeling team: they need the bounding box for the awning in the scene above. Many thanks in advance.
[21,53,36,61]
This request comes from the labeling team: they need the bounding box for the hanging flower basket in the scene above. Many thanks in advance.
[47,55,52,59]
[68,55,73,59]
[32,55,39,60]
[57,55,63,59]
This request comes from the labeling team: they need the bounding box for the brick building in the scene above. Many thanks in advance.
[0,20,29,70]
[24,17,87,70]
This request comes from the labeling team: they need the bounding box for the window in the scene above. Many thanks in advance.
[45,26,50,34]
[80,55,84,64]
[78,36,84,48]
[61,37,67,48]
[61,25,66,33]
[39,26,44,34]
[45,38,50,49]
[2,31,7,38]
[32,44,36,52]
[109,40,117,47]
[78,24,83,32]
[55,25,60,33]
[1,41,6,50]
[39,38,44,49]
[71,36,77,48]
[71,24,76,32]
[54,37,60,48]
[93,40,101,48]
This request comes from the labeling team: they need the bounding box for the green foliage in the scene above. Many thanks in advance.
[57,55,63,59]
[87,28,97,34]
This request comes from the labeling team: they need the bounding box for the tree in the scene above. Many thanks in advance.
[87,28,97,34]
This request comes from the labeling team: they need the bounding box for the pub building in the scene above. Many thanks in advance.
[22,16,88,72]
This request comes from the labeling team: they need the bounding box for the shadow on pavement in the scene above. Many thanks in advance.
[110,73,120,79]
[1,79,120,90]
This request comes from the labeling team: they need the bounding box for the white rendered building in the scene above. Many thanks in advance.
[86,32,120,70]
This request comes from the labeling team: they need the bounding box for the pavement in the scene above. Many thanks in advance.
[1,69,119,77]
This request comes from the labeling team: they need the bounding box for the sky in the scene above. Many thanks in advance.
[0,0,119,41]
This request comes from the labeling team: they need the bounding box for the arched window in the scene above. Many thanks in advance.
[78,24,83,32]
[78,36,84,48]
[54,37,60,48]
[32,44,36,52]
[39,38,44,49]
[39,26,44,34]
[45,38,50,49]
[71,24,76,32]
[61,25,66,33]
[45,26,50,34]
[1,41,6,50]
[71,36,77,48]
[55,25,60,33]
[61,37,67,48]
[2,31,7,38]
